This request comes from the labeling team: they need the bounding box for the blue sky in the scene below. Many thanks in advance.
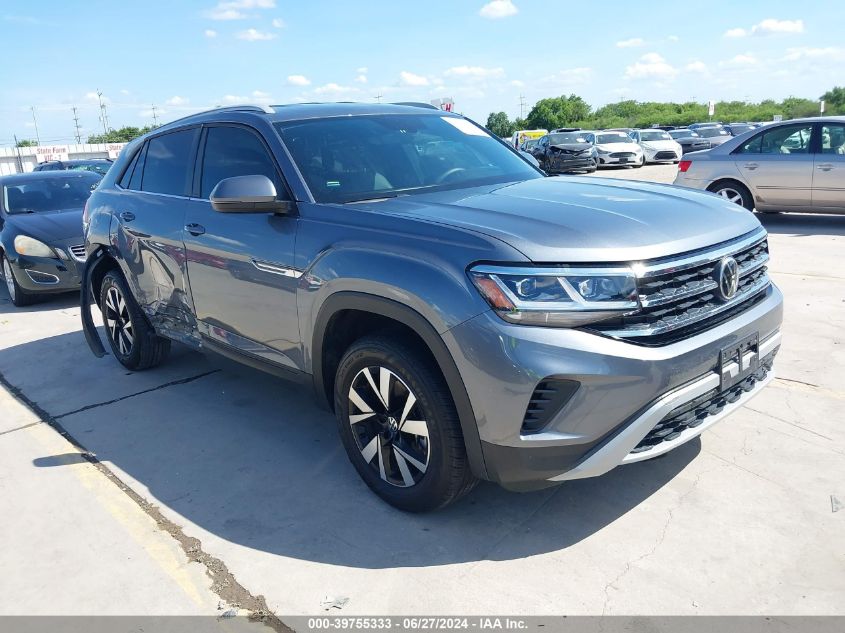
[1,0,842,145]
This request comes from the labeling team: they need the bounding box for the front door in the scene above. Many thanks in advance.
[734,123,815,209]
[812,123,845,212]
[182,124,301,370]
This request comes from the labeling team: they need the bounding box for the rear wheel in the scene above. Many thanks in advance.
[99,270,170,370]
[709,181,754,211]
[2,255,37,307]
[334,335,477,512]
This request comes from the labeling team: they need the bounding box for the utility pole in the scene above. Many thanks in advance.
[151,103,159,127]
[374,92,383,103]
[72,106,82,144]
[97,90,110,135]
[30,106,41,145]
[519,94,527,120]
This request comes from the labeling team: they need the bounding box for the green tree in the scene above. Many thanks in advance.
[820,86,845,114]
[485,111,514,138]
[525,95,591,130]
[87,125,157,144]
[15,139,36,147]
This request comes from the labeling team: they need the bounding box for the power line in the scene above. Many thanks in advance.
[72,106,82,144]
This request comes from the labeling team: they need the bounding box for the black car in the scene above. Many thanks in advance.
[0,171,101,306]
[668,128,712,154]
[723,123,757,136]
[34,158,113,177]
[531,132,597,174]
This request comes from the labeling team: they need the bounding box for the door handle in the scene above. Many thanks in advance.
[816,163,834,171]
[119,211,136,222]
[743,163,759,170]
[185,223,206,236]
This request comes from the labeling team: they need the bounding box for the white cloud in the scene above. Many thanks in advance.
[220,94,247,104]
[287,74,311,86]
[720,53,758,67]
[166,96,189,106]
[723,27,747,38]
[684,61,708,73]
[271,18,285,28]
[251,90,273,104]
[355,74,368,84]
[204,29,218,37]
[236,28,276,41]
[752,18,804,36]
[357,67,368,74]
[84,92,110,105]
[624,53,677,79]
[120,89,131,95]
[399,71,429,86]
[668,35,679,42]
[616,37,644,48]
[444,65,505,79]
[783,46,845,62]
[205,0,275,20]
[479,0,518,19]
[313,83,353,95]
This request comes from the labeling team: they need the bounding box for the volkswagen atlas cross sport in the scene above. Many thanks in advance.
[80,103,783,512]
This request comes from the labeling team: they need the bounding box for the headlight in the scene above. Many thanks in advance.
[596,148,610,155]
[470,265,639,327]
[14,235,56,258]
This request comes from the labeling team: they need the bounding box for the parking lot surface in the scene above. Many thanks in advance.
[1,164,843,619]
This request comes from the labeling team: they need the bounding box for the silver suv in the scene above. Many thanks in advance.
[81,103,783,511]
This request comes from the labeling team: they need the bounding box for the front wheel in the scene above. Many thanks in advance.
[709,181,754,211]
[99,270,170,370]
[334,336,477,512]
[2,255,37,307]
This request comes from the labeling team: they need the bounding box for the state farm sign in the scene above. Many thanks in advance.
[35,145,69,163]
[106,143,127,159]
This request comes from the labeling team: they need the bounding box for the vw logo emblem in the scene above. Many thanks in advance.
[387,416,398,432]
[716,256,740,301]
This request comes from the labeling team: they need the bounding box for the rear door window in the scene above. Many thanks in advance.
[140,128,199,196]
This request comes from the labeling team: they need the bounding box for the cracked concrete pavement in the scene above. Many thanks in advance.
[0,164,843,619]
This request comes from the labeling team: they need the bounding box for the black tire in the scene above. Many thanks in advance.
[2,254,37,307]
[708,181,754,211]
[99,270,170,370]
[334,335,477,512]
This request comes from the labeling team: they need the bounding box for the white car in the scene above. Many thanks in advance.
[630,129,683,164]
[584,131,645,167]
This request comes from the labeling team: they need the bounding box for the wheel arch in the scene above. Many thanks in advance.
[312,291,488,479]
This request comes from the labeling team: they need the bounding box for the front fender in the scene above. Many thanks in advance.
[80,247,110,357]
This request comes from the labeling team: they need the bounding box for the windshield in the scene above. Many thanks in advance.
[548,133,587,144]
[3,174,100,214]
[69,161,112,176]
[670,129,699,139]
[275,114,540,203]
[698,127,729,138]
[728,124,754,134]
[596,133,631,145]
[640,130,671,141]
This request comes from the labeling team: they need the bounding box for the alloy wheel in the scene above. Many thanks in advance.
[104,286,134,356]
[717,188,745,205]
[2,258,16,302]
[347,366,430,488]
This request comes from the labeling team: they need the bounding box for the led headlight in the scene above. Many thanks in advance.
[470,265,639,327]
[14,235,56,258]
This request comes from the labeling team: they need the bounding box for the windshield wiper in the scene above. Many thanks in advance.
[344,193,402,204]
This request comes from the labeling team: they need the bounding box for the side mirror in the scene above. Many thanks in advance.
[210,175,293,214]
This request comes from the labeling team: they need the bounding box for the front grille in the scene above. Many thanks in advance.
[630,351,776,454]
[68,245,86,262]
[654,151,677,160]
[589,230,771,345]
[610,152,635,158]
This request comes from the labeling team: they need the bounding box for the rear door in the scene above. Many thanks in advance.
[733,123,815,209]
[182,124,300,369]
[113,127,198,323]
[812,122,845,212]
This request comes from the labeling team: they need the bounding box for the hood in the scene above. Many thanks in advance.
[4,209,84,244]
[367,177,760,263]
[595,142,640,152]
[549,143,593,153]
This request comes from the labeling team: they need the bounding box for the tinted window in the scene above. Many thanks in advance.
[275,114,540,204]
[119,149,142,189]
[820,124,845,155]
[3,173,100,214]
[140,129,198,196]
[739,124,813,155]
[200,126,284,199]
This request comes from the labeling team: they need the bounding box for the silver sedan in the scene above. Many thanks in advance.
[674,117,845,213]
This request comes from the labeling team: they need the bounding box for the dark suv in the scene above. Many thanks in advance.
[82,103,783,511]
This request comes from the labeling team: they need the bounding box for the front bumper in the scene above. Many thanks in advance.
[550,157,596,173]
[597,153,642,165]
[7,253,83,294]
[444,283,783,489]
[643,147,680,163]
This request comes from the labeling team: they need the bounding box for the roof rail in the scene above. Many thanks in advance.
[391,101,440,110]
[211,104,275,114]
